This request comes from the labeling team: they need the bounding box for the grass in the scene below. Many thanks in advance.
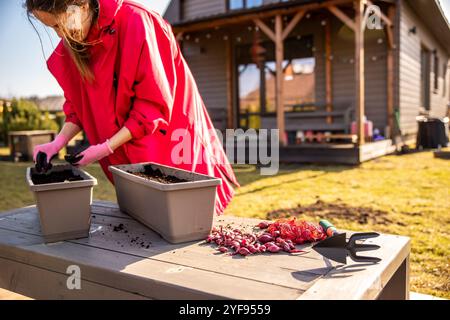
[0,151,448,298]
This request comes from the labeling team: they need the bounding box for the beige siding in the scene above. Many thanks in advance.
[399,1,450,135]
[181,0,295,21]
[164,0,181,24]
[283,18,389,130]
[183,0,226,21]
[182,38,228,111]
[181,14,390,131]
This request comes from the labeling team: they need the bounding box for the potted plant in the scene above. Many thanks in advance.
[109,163,221,244]
[26,164,97,243]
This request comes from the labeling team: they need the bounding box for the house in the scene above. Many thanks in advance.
[164,0,450,163]
[32,96,65,113]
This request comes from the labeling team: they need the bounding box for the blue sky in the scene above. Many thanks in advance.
[0,0,171,98]
[0,0,449,98]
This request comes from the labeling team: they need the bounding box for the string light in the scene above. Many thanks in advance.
[179,27,386,66]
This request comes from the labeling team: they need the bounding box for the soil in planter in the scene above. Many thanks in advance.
[32,170,84,185]
[128,166,187,184]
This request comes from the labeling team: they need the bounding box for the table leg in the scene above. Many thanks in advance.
[377,255,410,300]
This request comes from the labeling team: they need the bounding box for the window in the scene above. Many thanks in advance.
[265,58,316,113]
[228,0,263,11]
[247,0,263,8]
[236,35,316,129]
[229,0,244,10]
[434,52,439,91]
[421,47,431,110]
[238,64,261,128]
[444,62,448,97]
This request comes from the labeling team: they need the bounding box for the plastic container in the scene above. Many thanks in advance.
[26,164,97,243]
[351,116,374,140]
[416,116,449,149]
[109,163,222,244]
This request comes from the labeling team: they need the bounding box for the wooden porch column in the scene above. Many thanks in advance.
[226,34,234,129]
[325,17,333,124]
[275,15,286,146]
[254,11,305,146]
[386,5,396,138]
[354,0,365,145]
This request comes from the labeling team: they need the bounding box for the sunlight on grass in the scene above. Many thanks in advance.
[225,152,450,298]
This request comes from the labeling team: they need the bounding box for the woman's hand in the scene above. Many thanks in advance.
[71,140,114,167]
[33,122,81,164]
[33,133,69,164]
[70,127,132,167]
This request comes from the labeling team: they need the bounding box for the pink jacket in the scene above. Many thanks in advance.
[47,0,239,214]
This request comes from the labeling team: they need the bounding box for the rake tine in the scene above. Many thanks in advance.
[349,232,380,244]
[349,250,382,263]
[352,244,380,252]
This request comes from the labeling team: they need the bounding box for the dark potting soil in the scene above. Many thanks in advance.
[128,167,187,184]
[32,170,84,185]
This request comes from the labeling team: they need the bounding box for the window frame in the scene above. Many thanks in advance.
[226,0,264,11]
[443,62,448,97]
[433,51,439,92]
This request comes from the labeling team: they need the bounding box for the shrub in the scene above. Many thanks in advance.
[1,99,60,143]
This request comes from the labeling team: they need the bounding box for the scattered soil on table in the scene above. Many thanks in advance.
[267,199,394,225]
[32,170,84,185]
[111,223,152,249]
[128,167,187,184]
[113,223,125,232]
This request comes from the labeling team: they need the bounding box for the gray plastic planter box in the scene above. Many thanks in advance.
[26,165,97,243]
[109,163,222,244]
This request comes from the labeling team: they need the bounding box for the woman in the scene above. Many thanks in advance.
[29,0,239,214]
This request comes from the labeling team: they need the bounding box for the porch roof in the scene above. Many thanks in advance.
[169,0,450,54]
[170,0,357,33]
[409,0,450,53]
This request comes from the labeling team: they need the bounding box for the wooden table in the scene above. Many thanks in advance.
[0,201,410,300]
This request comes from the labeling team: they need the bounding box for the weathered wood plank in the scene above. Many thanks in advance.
[0,207,331,292]
[0,257,149,300]
[0,217,306,299]
[0,202,411,300]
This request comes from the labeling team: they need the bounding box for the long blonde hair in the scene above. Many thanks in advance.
[26,0,100,82]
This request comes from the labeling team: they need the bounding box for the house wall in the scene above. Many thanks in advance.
[182,0,226,21]
[182,37,228,113]
[164,0,181,23]
[180,0,301,21]
[182,13,390,131]
[398,1,450,135]
[330,18,388,130]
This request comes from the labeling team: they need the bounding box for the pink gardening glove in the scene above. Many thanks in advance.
[33,133,70,163]
[72,140,114,167]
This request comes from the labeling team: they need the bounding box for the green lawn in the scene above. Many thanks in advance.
[0,151,449,298]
